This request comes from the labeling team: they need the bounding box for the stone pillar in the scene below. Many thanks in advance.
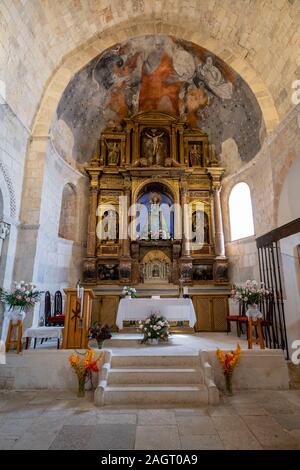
[0,222,10,258]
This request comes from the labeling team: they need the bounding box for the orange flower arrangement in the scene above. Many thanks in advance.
[216,344,241,395]
[69,349,102,397]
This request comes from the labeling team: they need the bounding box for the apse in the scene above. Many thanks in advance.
[51,35,264,171]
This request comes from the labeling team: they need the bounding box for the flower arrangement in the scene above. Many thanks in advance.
[216,344,241,396]
[139,312,170,344]
[69,349,101,397]
[122,286,137,298]
[0,281,43,312]
[231,280,269,306]
[88,322,112,348]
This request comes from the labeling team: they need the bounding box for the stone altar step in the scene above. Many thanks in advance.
[110,354,200,368]
[107,367,203,385]
[100,384,209,405]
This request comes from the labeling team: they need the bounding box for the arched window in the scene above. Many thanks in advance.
[58,183,77,240]
[229,182,254,241]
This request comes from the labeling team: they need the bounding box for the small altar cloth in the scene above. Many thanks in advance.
[116,298,196,329]
[23,326,64,349]
[23,326,64,341]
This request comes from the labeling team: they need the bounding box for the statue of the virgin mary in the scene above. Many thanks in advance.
[140,192,170,240]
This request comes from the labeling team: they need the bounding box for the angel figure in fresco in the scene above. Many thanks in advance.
[198,56,233,100]
[106,141,120,166]
[145,129,165,165]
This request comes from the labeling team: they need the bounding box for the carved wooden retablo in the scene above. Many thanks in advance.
[83,111,228,286]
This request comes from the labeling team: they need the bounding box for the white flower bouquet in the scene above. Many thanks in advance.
[139,312,170,344]
[0,281,43,312]
[122,286,137,298]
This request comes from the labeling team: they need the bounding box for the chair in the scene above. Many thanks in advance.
[226,301,248,337]
[47,291,65,326]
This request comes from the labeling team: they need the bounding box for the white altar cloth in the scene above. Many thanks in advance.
[116,298,196,328]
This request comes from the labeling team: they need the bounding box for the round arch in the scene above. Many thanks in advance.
[133,178,179,207]
[30,19,279,140]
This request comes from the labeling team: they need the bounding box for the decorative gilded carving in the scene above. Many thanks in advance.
[83,111,228,285]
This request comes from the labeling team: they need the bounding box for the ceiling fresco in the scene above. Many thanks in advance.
[51,35,264,166]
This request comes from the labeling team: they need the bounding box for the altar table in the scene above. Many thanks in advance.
[116,298,196,329]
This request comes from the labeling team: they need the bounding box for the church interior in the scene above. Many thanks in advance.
[0,0,300,451]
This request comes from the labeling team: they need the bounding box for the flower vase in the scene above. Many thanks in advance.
[149,338,158,345]
[246,304,263,320]
[77,377,86,397]
[97,341,103,349]
[225,372,233,396]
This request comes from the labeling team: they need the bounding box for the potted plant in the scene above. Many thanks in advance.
[231,280,270,319]
[69,349,102,397]
[139,312,170,344]
[216,344,241,396]
[0,281,43,340]
[122,286,137,299]
[88,322,112,349]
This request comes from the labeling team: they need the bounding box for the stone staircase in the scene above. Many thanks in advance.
[95,353,219,406]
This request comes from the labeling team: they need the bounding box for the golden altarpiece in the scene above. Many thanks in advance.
[83,111,229,298]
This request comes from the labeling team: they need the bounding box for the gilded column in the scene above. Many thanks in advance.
[180,180,190,257]
[122,177,131,257]
[207,168,226,258]
[86,169,101,257]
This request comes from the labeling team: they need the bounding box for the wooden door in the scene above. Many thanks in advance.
[193,296,212,331]
[212,296,228,331]
[99,295,119,327]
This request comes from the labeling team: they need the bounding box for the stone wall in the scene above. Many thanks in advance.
[0,103,28,288]
[1,0,298,134]
[222,102,300,285]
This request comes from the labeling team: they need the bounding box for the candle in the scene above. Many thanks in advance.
[183,287,188,295]
[77,283,80,299]
[80,287,84,319]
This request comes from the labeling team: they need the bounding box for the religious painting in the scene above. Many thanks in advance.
[193,264,213,281]
[53,35,263,167]
[140,128,169,166]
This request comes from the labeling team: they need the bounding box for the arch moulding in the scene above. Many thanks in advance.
[30,18,279,141]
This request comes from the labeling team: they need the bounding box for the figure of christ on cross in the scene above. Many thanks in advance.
[145,128,165,165]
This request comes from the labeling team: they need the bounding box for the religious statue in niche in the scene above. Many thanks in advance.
[192,210,210,245]
[189,144,203,166]
[106,141,120,166]
[198,56,233,100]
[99,210,119,242]
[141,128,168,166]
[139,192,171,240]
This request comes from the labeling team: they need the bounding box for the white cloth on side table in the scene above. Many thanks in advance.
[23,326,64,342]
[116,298,196,329]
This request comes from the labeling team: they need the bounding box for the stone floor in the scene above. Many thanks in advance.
[1,389,300,449]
